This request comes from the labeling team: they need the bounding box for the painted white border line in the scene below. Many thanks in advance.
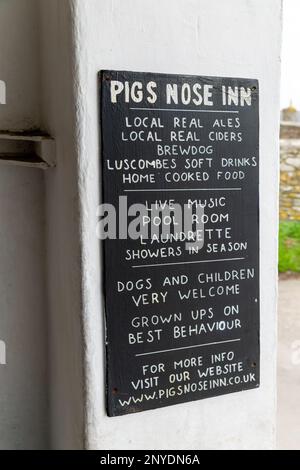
[130,107,239,114]
[124,188,242,192]
[132,257,245,269]
[135,338,241,357]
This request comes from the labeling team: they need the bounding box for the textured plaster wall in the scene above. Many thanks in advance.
[69,0,282,450]
[0,0,282,451]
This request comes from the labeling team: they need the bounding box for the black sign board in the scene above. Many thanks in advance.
[99,70,259,417]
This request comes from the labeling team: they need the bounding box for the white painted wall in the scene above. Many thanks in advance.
[0,0,281,449]
[0,0,48,449]
[69,0,282,450]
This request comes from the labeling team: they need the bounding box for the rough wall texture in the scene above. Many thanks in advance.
[73,0,282,450]
[280,124,300,220]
